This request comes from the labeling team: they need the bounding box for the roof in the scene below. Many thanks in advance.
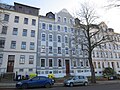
[14,2,40,10]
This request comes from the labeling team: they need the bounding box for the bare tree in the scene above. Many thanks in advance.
[73,2,114,83]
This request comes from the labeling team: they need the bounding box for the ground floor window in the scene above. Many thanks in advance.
[0,54,3,64]
[41,59,45,67]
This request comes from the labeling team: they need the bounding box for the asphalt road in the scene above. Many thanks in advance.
[0,83,120,90]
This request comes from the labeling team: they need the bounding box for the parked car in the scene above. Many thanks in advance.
[63,75,88,87]
[16,76,54,89]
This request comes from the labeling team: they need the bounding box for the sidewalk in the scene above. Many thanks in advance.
[0,80,120,88]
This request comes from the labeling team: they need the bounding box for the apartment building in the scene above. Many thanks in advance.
[0,2,120,78]
[0,2,39,76]
[37,9,90,77]
[37,9,120,77]
[92,23,120,76]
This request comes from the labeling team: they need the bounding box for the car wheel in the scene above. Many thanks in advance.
[22,84,28,89]
[84,82,88,86]
[45,83,51,88]
[69,83,74,87]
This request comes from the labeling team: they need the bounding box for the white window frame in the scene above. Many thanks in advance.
[40,58,46,67]
[19,55,25,64]
[48,58,53,67]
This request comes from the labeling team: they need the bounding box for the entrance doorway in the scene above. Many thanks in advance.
[7,55,15,72]
[65,60,70,76]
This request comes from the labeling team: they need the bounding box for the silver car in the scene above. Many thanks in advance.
[63,75,88,87]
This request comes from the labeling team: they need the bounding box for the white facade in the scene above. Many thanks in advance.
[0,4,39,76]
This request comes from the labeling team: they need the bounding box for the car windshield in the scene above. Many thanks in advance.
[67,76,74,80]
[29,76,39,80]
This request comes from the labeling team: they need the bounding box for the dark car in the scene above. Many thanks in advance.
[16,76,54,89]
[64,75,88,87]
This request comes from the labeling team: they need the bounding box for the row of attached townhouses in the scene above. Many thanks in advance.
[0,2,120,78]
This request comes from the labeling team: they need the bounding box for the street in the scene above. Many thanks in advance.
[0,83,120,90]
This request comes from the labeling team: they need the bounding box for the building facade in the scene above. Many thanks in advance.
[0,2,120,78]
[37,9,120,77]
[0,3,39,76]
[37,9,91,77]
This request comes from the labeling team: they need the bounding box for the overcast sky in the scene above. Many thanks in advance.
[1,0,120,33]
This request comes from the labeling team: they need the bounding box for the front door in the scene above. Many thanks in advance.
[65,60,70,76]
[7,55,15,72]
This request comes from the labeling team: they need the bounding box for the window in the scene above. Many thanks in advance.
[0,54,3,64]
[22,29,27,36]
[19,55,25,64]
[14,16,19,23]
[92,51,95,57]
[58,17,61,22]
[21,42,26,50]
[1,26,7,34]
[11,41,16,49]
[12,28,18,35]
[49,46,52,53]
[57,25,60,31]
[42,34,45,41]
[4,14,9,21]
[98,62,101,68]
[64,17,67,23]
[49,59,53,67]
[102,62,104,68]
[8,55,15,61]
[0,40,5,48]
[58,59,62,67]
[49,24,52,30]
[115,53,117,58]
[19,69,24,72]
[41,59,45,67]
[71,28,73,33]
[58,35,61,42]
[108,62,110,67]
[93,62,96,68]
[31,30,35,37]
[64,27,67,32]
[24,18,28,24]
[42,23,46,29]
[73,60,76,67]
[80,60,83,67]
[117,62,120,68]
[65,47,69,54]
[65,36,68,43]
[41,45,46,53]
[49,34,52,42]
[32,19,36,26]
[97,52,99,57]
[70,19,73,24]
[58,47,61,54]
[30,42,35,50]
[29,55,34,64]
[86,60,89,66]
[29,69,33,72]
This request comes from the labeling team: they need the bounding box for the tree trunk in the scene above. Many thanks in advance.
[89,52,96,83]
